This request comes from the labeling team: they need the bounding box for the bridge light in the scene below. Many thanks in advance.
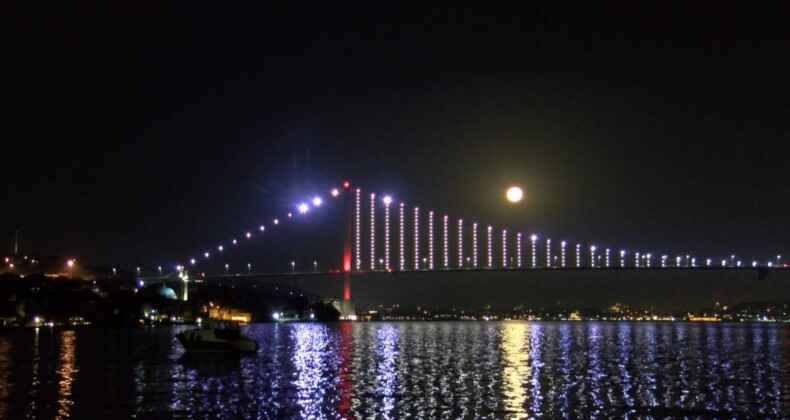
[246,232,251,239]
[298,203,309,214]
[428,211,435,269]
[259,225,265,231]
[620,250,625,267]
[487,226,493,268]
[273,219,279,225]
[313,197,322,207]
[531,235,538,268]
[561,241,567,268]
[576,244,581,268]
[288,212,292,218]
[472,223,478,268]
[218,245,223,252]
[383,197,391,270]
[370,193,376,270]
[458,219,464,268]
[414,207,420,270]
[331,188,339,197]
[355,189,361,270]
[590,246,596,267]
[343,180,350,188]
[547,239,552,268]
[502,229,508,268]
[232,239,237,245]
[516,233,522,268]
[204,252,210,258]
[605,248,610,267]
[444,215,450,268]
[190,259,195,265]
[400,204,406,271]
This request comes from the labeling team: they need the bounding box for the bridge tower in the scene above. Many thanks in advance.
[338,181,356,318]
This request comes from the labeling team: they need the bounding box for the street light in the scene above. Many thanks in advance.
[291,261,295,272]
[313,261,318,272]
[225,263,229,274]
[158,266,162,277]
[67,259,75,279]
[247,263,251,273]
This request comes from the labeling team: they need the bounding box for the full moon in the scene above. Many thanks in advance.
[506,186,523,203]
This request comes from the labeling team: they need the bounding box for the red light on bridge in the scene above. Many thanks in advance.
[343,180,350,188]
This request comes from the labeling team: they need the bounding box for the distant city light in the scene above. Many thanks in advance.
[562,242,567,268]
[590,246,596,267]
[576,244,581,268]
[546,239,552,268]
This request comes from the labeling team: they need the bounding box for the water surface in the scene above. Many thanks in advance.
[0,322,787,418]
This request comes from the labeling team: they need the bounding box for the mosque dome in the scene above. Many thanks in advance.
[156,285,177,299]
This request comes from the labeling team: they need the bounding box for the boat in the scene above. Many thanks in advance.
[176,320,258,353]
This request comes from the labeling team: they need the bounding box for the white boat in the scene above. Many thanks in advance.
[176,320,258,353]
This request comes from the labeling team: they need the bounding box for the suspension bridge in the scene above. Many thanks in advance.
[137,181,785,315]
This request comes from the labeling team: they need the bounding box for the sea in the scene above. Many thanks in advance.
[0,321,787,419]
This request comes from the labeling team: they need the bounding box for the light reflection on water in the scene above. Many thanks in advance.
[0,322,787,418]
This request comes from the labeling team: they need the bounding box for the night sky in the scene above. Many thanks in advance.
[3,1,789,277]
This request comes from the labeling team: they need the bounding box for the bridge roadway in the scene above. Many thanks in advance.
[172,266,790,313]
